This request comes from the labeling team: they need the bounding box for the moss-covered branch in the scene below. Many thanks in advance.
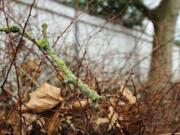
[0,24,102,101]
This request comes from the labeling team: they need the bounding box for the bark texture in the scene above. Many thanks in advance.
[148,0,180,88]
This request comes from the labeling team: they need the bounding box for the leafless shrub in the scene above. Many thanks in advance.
[0,0,179,135]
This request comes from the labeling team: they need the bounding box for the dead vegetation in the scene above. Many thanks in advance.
[0,58,179,134]
[0,1,180,135]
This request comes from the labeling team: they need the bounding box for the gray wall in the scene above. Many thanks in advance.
[1,0,180,81]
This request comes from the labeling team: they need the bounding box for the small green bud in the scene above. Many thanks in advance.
[9,26,21,33]
[41,23,48,29]
[0,25,20,33]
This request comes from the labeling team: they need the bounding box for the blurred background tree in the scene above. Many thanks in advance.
[59,0,180,89]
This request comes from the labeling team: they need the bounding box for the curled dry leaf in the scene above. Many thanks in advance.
[95,106,121,131]
[120,85,136,104]
[22,83,63,112]
[70,99,90,109]
[107,106,120,130]
[96,118,109,126]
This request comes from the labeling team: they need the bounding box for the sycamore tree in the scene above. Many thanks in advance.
[61,0,180,89]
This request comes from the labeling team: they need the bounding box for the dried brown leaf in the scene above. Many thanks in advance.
[22,83,63,112]
[120,85,136,104]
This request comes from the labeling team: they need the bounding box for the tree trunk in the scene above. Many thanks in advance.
[148,0,180,89]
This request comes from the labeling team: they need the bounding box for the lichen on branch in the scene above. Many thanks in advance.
[0,23,102,102]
